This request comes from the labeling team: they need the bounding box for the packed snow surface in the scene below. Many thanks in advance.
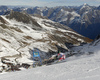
[0,50,100,80]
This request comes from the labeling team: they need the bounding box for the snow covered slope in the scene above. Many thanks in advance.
[71,36,100,55]
[0,45,100,80]
[0,11,92,72]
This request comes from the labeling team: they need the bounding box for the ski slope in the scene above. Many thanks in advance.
[0,51,100,80]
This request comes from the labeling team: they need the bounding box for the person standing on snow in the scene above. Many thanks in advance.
[57,51,65,61]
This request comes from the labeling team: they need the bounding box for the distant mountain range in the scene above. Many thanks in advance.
[0,4,98,39]
[0,4,100,39]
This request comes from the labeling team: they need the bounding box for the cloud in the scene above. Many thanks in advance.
[78,0,100,2]
[37,0,100,7]
[0,0,99,7]
[42,0,73,7]
[0,0,47,6]
[95,0,100,2]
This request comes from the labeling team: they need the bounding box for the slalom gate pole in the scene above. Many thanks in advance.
[37,49,42,66]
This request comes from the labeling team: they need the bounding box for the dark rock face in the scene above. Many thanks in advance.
[0,6,8,15]
[6,11,42,30]
[95,34,100,40]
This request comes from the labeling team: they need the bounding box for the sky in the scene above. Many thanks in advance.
[0,0,100,7]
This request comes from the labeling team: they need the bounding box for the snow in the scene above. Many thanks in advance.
[59,10,80,22]
[70,12,80,21]
[80,3,91,11]
[16,56,33,65]
[77,38,84,42]
[72,38,100,54]
[31,42,49,52]
[0,50,100,80]
[0,38,100,79]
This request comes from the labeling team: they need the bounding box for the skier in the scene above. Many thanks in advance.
[57,51,65,61]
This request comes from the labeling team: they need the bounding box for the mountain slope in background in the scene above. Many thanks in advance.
[71,35,100,54]
[0,11,92,72]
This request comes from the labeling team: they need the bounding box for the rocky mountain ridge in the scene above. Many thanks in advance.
[0,11,92,72]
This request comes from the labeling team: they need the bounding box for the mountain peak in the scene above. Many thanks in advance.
[81,3,90,8]
[83,3,88,6]
[80,3,91,10]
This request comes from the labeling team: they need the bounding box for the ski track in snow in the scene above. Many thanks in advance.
[0,51,100,80]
